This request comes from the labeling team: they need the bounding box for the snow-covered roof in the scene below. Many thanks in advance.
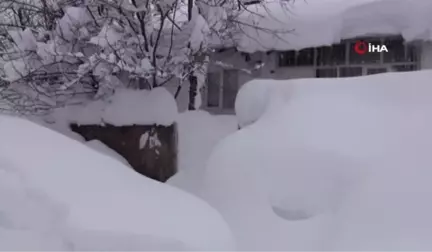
[234,0,432,52]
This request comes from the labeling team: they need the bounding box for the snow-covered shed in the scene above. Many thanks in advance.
[203,0,432,114]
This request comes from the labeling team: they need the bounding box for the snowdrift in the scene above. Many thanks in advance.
[201,70,432,250]
[236,0,432,52]
[0,115,234,250]
[236,70,432,130]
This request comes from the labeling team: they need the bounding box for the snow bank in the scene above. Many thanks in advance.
[201,70,432,250]
[167,111,237,194]
[235,79,289,128]
[0,115,234,250]
[236,70,432,130]
[201,120,361,250]
[333,149,432,250]
[52,87,178,126]
[86,140,130,166]
[235,0,432,52]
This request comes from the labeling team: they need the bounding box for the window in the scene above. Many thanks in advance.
[392,64,417,72]
[367,68,387,75]
[316,44,346,65]
[406,44,417,62]
[383,37,406,63]
[297,48,314,66]
[279,48,314,67]
[348,38,381,64]
[316,68,337,78]
[222,70,238,109]
[279,51,296,67]
[206,73,220,107]
[340,67,363,77]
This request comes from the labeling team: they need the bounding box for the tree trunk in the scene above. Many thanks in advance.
[188,74,198,110]
[187,0,197,110]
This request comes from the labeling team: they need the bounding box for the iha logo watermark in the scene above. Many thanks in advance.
[354,40,388,55]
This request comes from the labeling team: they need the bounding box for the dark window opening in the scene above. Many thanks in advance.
[279,51,296,67]
[279,48,314,67]
[316,44,346,65]
[383,36,406,63]
[406,44,417,62]
[296,48,314,66]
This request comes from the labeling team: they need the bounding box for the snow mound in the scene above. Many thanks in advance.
[86,140,130,166]
[52,87,178,126]
[201,121,360,250]
[236,0,432,52]
[236,70,432,130]
[202,70,432,250]
[235,80,290,128]
[0,115,234,250]
[333,150,432,250]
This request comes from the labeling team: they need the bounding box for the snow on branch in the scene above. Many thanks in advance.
[0,0,295,115]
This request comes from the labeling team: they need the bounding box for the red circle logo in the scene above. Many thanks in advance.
[354,41,368,55]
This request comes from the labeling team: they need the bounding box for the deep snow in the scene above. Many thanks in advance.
[185,70,432,250]
[167,111,237,194]
[0,115,235,250]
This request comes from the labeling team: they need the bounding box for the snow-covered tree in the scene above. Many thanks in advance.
[0,0,292,115]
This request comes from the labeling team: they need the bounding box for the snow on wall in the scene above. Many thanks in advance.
[235,0,432,52]
[51,87,178,126]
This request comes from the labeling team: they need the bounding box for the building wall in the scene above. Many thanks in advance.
[171,39,432,114]
[259,52,316,80]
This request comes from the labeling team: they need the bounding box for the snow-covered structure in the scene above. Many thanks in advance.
[201,0,432,114]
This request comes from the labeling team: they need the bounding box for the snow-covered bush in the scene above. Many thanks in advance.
[0,0,294,115]
[0,0,215,114]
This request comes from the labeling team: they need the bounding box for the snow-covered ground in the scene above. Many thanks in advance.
[4,69,432,250]
[0,115,235,250]
[174,70,432,250]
